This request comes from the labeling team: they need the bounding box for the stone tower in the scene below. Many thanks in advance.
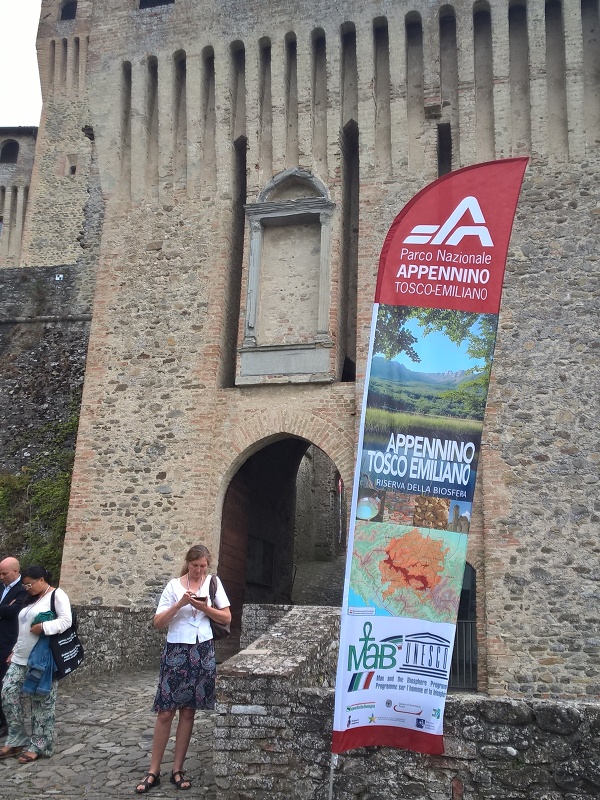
[5,0,599,703]
[0,127,37,267]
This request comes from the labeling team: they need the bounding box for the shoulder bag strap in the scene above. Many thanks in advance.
[209,575,218,607]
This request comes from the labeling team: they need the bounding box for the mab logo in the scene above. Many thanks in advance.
[403,197,494,248]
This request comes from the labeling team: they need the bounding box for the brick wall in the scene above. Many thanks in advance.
[4,0,598,710]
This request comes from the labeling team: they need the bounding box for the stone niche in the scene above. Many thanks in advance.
[237,168,335,385]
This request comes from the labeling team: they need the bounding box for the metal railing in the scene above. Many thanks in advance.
[449,620,477,690]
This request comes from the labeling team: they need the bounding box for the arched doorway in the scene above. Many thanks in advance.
[218,437,347,653]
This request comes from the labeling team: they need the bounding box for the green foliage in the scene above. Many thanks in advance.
[0,472,30,533]
[0,412,79,581]
[375,306,497,363]
[368,372,486,420]
[374,306,420,362]
[438,314,498,416]
[364,407,483,443]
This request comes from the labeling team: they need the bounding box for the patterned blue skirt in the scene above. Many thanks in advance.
[152,640,216,712]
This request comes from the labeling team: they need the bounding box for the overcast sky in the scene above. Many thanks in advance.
[0,1,43,126]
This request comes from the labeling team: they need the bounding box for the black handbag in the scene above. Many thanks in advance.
[208,576,230,640]
[49,590,85,679]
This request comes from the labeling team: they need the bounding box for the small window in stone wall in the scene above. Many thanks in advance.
[0,140,19,164]
[139,0,174,9]
[65,154,78,177]
[60,0,77,20]
[238,169,335,385]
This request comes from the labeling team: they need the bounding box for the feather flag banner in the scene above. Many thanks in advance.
[332,159,528,755]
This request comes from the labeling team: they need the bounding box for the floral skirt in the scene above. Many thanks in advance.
[152,640,216,712]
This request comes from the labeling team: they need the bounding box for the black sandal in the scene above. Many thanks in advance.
[170,770,192,790]
[135,772,161,793]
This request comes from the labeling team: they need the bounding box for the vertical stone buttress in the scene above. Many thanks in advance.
[20,0,92,268]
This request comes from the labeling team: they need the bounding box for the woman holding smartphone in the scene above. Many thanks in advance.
[135,544,231,793]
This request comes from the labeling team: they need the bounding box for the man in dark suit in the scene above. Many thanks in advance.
[0,557,28,737]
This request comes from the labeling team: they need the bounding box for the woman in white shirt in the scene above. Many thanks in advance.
[135,544,231,794]
[0,565,72,763]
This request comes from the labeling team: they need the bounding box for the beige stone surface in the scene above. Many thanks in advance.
[5,0,598,702]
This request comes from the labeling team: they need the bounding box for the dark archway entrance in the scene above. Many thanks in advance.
[219,437,346,653]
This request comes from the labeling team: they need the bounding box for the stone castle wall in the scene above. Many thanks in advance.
[0,265,90,477]
[19,0,94,268]
[1,0,598,712]
[216,607,600,799]
[0,128,37,268]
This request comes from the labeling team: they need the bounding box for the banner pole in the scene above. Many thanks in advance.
[328,753,338,799]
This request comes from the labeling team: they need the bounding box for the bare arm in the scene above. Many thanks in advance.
[153,590,193,630]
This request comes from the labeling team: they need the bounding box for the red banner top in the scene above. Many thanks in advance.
[375,158,528,313]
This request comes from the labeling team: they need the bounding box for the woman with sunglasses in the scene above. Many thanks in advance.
[0,565,72,763]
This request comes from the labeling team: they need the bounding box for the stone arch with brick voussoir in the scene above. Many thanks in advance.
[217,421,354,658]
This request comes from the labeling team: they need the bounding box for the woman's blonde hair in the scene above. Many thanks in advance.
[180,544,211,576]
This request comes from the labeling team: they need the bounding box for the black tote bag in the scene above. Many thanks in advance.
[49,590,85,679]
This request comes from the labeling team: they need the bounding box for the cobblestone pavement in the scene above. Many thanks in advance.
[0,670,217,800]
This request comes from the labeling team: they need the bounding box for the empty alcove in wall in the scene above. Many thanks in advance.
[509,3,532,154]
[173,50,187,191]
[439,6,458,170]
[219,42,248,389]
[238,169,335,384]
[545,0,569,159]
[340,24,359,382]
[405,12,425,170]
[311,29,327,175]
[285,33,299,168]
[258,38,273,177]
[582,0,600,147]
[373,18,392,175]
[145,56,159,198]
